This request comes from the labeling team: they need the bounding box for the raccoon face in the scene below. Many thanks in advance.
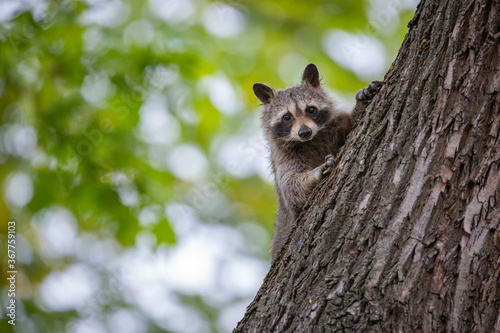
[271,97,330,142]
[254,64,335,143]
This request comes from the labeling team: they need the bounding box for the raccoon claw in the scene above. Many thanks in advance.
[322,154,336,175]
[355,80,383,103]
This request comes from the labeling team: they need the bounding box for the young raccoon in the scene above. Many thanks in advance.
[254,63,382,261]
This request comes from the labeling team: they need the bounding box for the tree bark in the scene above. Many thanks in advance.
[235,0,500,332]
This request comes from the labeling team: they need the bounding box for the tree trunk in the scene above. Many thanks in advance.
[234,0,500,332]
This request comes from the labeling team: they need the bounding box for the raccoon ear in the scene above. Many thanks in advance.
[302,63,321,88]
[253,83,276,104]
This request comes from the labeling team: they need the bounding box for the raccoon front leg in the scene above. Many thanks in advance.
[352,80,383,126]
[283,155,336,210]
[300,154,335,196]
[272,155,335,260]
[355,80,383,106]
[318,154,336,176]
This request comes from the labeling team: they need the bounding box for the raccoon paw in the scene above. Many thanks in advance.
[355,80,383,103]
[322,154,336,175]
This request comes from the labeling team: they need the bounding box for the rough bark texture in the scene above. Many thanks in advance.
[235,0,500,332]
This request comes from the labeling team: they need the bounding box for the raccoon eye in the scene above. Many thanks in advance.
[282,113,292,121]
[307,106,317,114]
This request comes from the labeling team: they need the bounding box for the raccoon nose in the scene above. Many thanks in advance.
[298,125,312,138]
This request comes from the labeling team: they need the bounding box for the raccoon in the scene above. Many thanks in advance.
[253,63,382,261]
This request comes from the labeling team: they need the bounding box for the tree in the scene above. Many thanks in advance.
[234,0,500,331]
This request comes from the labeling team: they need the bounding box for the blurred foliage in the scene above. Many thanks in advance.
[0,0,416,332]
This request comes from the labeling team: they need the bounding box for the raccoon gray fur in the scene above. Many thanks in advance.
[253,63,382,261]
